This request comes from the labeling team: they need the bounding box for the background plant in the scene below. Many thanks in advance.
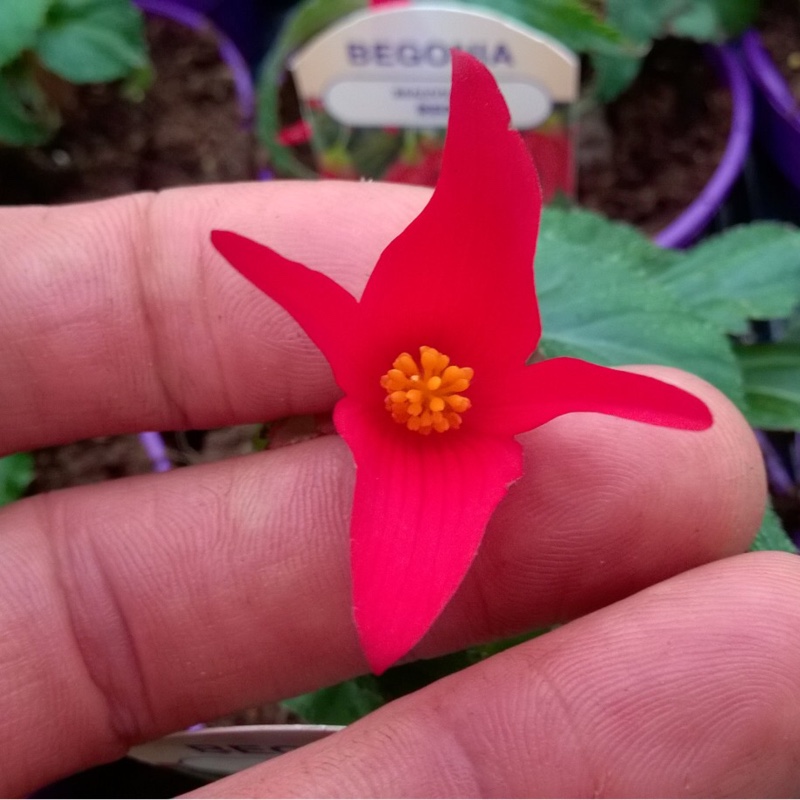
[257,0,760,177]
[257,0,629,179]
[0,0,150,146]
[595,0,759,98]
[0,454,33,507]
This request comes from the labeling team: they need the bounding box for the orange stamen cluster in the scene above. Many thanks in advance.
[380,346,473,435]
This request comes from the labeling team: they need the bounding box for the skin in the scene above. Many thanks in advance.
[0,181,793,798]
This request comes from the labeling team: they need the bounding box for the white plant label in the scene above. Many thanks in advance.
[129,724,343,779]
[290,3,579,130]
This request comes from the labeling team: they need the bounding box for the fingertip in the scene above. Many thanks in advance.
[199,551,800,799]
[623,364,766,548]
[439,363,767,645]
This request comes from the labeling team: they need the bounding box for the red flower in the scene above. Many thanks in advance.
[522,127,575,201]
[276,119,312,147]
[211,52,712,675]
[384,139,443,187]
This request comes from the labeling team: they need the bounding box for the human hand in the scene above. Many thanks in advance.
[1,181,789,798]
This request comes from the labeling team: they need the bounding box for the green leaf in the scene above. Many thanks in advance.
[668,0,759,40]
[605,0,755,45]
[0,0,52,67]
[784,309,800,345]
[278,0,365,52]
[349,127,402,178]
[0,66,57,145]
[462,0,643,101]
[647,224,800,336]
[750,501,797,553]
[536,208,745,407]
[0,453,34,506]
[605,0,687,43]
[735,344,800,431]
[459,0,641,101]
[591,50,645,101]
[282,675,384,725]
[455,0,632,58]
[35,0,149,83]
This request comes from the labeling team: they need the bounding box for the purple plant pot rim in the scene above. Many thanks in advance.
[740,30,800,191]
[653,44,753,249]
[741,29,800,125]
[133,0,255,124]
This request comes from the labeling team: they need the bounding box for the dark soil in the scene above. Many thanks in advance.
[759,0,800,105]
[775,491,800,541]
[26,426,260,495]
[577,38,731,234]
[27,437,154,494]
[0,14,256,206]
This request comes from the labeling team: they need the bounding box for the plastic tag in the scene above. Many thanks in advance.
[288,2,579,198]
[129,724,343,779]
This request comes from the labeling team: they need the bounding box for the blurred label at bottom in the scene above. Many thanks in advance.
[129,724,343,779]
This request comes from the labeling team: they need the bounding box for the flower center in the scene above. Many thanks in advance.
[380,346,473,435]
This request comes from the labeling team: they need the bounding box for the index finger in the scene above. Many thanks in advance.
[0,182,429,454]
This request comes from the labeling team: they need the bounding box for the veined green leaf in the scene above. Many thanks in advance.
[751,501,797,553]
[647,224,800,336]
[35,0,149,83]
[736,344,800,431]
[0,66,57,145]
[668,0,758,40]
[282,675,384,725]
[592,50,645,101]
[605,0,687,43]
[455,0,632,58]
[0,0,52,68]
[605,0,756,44]
[536,208,745,407]
[784,310,800,345]
[0,453,34,506]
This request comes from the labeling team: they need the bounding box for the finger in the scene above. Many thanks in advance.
[0,182,429,454]
[190,552,800,799]
[0,368,763,796]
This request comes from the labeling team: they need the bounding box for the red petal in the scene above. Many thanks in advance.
[276,119,312,146]
[472,357,713,436]
[335,398,522,674]
[211,230,360,388]
[353,51,543,394]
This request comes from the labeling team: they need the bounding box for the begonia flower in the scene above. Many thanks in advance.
[211,51,712,675]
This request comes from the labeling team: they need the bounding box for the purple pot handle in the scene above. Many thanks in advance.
[741,30,800,191]
[756,430,796,495]
[742,30,798,119]
[163,0,217,11]
[133,0,255,124]
[653,45,753,249]
[138,431,173,473]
